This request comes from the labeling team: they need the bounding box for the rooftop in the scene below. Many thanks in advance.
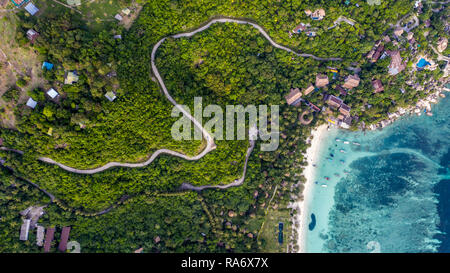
[47,88,59,99]
[342,75,360,89]
[44,227,55,253]
[315,74,329,87]
[372,79,384,93]
[24,2,39,16]
[58,226,71,252]
[285,88,302,106]
[26,97,37,108]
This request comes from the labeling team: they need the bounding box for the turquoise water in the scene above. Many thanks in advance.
[305,95,450,253]
[417,58,431,68]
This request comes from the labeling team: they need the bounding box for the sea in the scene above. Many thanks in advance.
[304,95,450,253]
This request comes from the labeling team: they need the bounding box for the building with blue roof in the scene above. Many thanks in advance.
[42,62,54,70]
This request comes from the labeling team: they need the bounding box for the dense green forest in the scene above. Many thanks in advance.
[0,0,447,252]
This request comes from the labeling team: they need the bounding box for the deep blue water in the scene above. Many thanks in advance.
[319,95,450,253]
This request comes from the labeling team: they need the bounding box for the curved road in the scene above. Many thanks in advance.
[23,17,340,175]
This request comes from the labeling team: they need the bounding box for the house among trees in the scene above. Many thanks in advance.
[122,8,131,16]
[372,79,384,93]
[303,85,315,96]
[64,71,79,85]
[24,2,39,16]
[105,91,117,102]
[58,226,71,252]
[26,97,37,108]
[47,88,59,99]
[342,75,360,89]
[285,88,302,106]
[293,23,308,33]
[315,74,329,87]
[339,103,351,116]
[114,14,123,21]
[387,50,406,75]
[43,227,55,252]
[437,37,448,53]
[310,9,325,20]
[325,94,343,109]
[367,41,384,63]
[394,27,404,37]
[26,29,39,43]
[42,61,53,70]
[336,85,347,96]
[36,225,45,246]
[19,218,31,241]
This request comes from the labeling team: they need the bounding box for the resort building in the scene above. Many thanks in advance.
[342,75,360,89]
[26,29,39,42]
[311,9,325,20]
[285,88,302,106]
[387,50,406,75]
[336,85,347,96]
[305,31,316,37]
[114,14,123,21]
[42,61,53,70]
[372,79,384,93]
[58,226,71,252]
[315,74,329,88]
[114,35,122,39]
[437,37,448,53]
[19,218,31,241]
[122,8,131,15]
[24,2,39,16]
[407,32,414,41]
[293,23,308,33]
[367,41,384,63]
[325,94,343,109]
[339,103,351,116]
[105,91,117,102]
[43,227,55,252]
[64,71,79,85]
[36,225,45,246]
[303,85,315,96]
[26,97,37,108]
[47,88,59,99]
[394,27,404,37]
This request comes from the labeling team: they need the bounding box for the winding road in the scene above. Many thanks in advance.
[3,17,340,194]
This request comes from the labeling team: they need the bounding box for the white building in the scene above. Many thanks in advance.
[47,88,59,99]
[26,97,37,109]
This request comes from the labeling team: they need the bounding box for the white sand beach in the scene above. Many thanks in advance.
[296,124,328,253]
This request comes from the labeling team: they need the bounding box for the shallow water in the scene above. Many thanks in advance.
[305,95,450,253]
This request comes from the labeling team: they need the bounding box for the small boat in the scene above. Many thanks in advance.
[340,149,347,153]
[352,142,361,146]
[324,176,330,180]
[343,141,350,144]
[321,184,328,188]
[335,138,341,142]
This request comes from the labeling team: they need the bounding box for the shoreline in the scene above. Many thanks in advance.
[296,124,329,253]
